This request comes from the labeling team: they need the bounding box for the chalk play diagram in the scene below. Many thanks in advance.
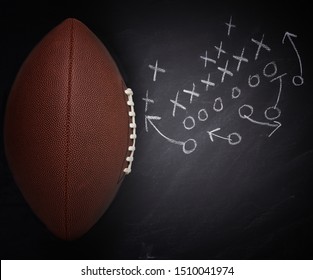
[143,16,304,154]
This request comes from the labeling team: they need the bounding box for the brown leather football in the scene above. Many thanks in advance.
[4,18,136,240]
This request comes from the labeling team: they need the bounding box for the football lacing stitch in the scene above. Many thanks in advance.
[124,88,136,174]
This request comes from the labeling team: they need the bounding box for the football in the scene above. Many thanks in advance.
[4,18,136,240]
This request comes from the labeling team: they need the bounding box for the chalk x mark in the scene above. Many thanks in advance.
[225,16,236,36]
[207,128,242,145]
[145,115,197,154]
[148,60,166,82]
[183,83,200,103]
[215,41,227,59]
[200,50,216,67]
[217,60,233,83]
[232,47,249,72]
[170,91,186,117]
[251,34,271,60]
[238,104,281,137]
[201,73,215,91]
[142,90,154,112]
[282,32,304,86]
[270,73,287,108]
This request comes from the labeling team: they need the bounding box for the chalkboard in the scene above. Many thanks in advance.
[1,0,313,259]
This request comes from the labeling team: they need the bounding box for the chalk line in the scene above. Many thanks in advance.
[145,115,197,154]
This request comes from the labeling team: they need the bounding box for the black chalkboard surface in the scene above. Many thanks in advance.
[1,0,312,259]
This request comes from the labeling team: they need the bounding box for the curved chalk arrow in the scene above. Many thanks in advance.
[282,32,304,86]
[238,105,282,137]
[207,128,242,145]
[145,115,197,154]
[244,116,281,137]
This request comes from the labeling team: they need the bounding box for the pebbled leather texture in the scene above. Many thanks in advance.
[4,18,131,240]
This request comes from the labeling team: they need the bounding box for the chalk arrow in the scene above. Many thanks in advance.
[282,32,303,76]
[145,115,161,132]
[145,115,185,146]
[268,121,281,137]
[207,128,228,142]
[207,128,242,145]
[145,115,197,154]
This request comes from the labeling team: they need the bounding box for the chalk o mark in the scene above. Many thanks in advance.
[238,104,254,119]
[231,86,241,99]
[264,106,281,120]
[263,61,277,78]
[183,139,197,154]
[292,75,304,86]
[198,108,208,121]
[183,116,196,130]
[213,97,223,112]
[248,74,260,87]
[228,132,242,145]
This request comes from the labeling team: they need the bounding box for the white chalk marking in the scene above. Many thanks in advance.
[201,73,215,91]
[145,115,197,154]
[248,73,260,87]
[215,41,227,59]
[228,132,242,145]
[232,47,249,71]
[270,72,287,108]
[238,104,254,119]
[200,50,216,67]
[183,83,200,103]
[251,34,271,60]
[170,91,186,117]
[263,61,277,78]
[207,128,228,141]
[268,121,282,137]
[213,97,223,112]
[145,115,161,132]
[183,116,196,130]
[282,32,303,85]
[207,128,242,145]
[238,104,281,137]
[198,108,208,121]
[225,15,236,36]
[264,106,281,121]
[232,86,241,99]
[292,75,304,86]
[142,90,155,112]
[148,60,166,82]
[292,76,304,87]
[217,60,233,83]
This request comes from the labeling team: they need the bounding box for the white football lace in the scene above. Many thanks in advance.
[124,88,136,174]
